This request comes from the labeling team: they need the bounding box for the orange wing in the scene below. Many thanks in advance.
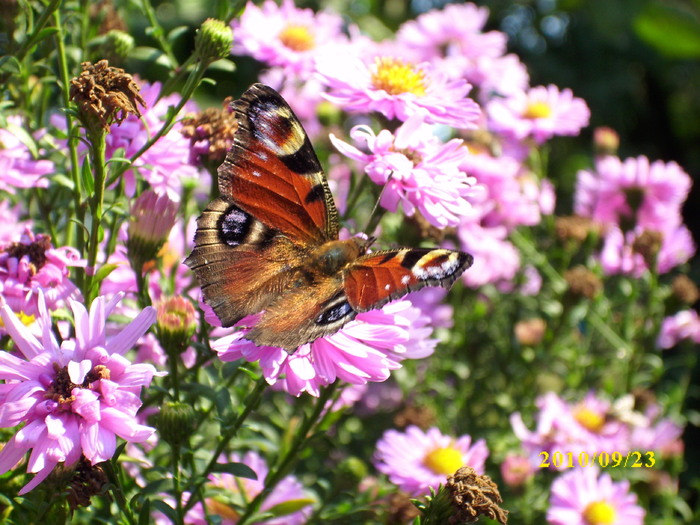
[219,83,339,243]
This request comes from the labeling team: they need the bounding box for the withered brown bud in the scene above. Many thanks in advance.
[180,97,238,167]
[632,230,663,270]
[446,466,508,524]
[514,318,547,346]
[393,404,436,430]
[70,60,146,132]
[62,456,109,510]
[555,215,600,244]
[564,265,602,299]
[385,492,421,525]
[671,274,699,305]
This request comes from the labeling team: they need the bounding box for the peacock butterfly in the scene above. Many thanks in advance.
[185,84,473,350]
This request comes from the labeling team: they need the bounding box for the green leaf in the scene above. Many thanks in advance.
[138,498,152,525]
[206,58,237,73]
[81,158,94,195]
[211,462,258,480]
[266,498,315,517]
[167,25,190,44]
[92,263,119,285]
[634,3,700,58]
[51,174,75,190]
[129,46,172,68]
[4,121,39,158]
[0,55,21,74]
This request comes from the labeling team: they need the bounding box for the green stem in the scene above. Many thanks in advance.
[52,8,84,257]
[182,375,269,514]
[237,382,339,525]
[140,0,179,68]
[84,129,107,304]
[104,460,137,525]
[14,0,62,61]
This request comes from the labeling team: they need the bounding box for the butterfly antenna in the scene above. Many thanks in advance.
[361,172,392,236]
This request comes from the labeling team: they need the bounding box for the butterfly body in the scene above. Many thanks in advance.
[186,84,473,350]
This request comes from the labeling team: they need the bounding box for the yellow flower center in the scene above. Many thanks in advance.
[0,311,35,328]
[522,101,552,119]
[582,500,617,525]
[370,57,427,97]
[573,405,605,433]
[422,446,464,476]
[278,24,315,52]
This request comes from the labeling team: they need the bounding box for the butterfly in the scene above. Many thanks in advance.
[185,84,473,350]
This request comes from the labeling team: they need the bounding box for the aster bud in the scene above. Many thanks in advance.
[156,401,196,447]
[334,456,368,492]
[156,296,197,356]
[593,126,620,156]
[514,318,546,346]
[98,29,135,65]
[632,230,663,271]
[393,404,436,430]
[194,18,233,64]
[126,190,178,271]
[500,454,535,488]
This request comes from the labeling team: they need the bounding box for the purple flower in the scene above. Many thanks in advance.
[575,155,692,232]
[316,44,481,128]
[0,229,84,331]
[657,310,700,349]
[374,425,489,495]
[211,299,437,397]
[486,84,590,143]
[547,468,645,525]
[232,0,345,76]
[330,116,480,228]
[0,115,53,193]
[0,292,158,494]
[500,453,536,488]
[0,201,32,244]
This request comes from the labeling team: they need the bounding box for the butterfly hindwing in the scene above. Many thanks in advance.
[344,248,473,312]
[185,197,308,326]
[219,83,339,243]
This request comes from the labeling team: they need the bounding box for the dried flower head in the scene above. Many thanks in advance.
[555,215,600,244]
[393,404,437,430]
[180,97,238,167]
[445,466,508,524]
[671,274,699,305]
[514,318,547,346]
[70,60,146,131]
[564,265,602,299]
[65,457,109,510]
[632,229,663,270]
[386,492,421,525]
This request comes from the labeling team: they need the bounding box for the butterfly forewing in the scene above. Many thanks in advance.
[221,84,339,242]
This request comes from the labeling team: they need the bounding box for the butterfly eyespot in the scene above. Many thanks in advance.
[219,204,252,247]
[316,300,354,325]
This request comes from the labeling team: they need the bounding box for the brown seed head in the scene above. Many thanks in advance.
[446,466,508,524]
[70,60,146,131]
[181,97,238,166]
[564,265,602,299]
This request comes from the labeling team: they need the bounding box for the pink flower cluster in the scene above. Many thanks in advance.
[575,155,695,275]
[0,229,84,330]
[0,115,53,194]
[511,391,683,469]
[0,292,159,494]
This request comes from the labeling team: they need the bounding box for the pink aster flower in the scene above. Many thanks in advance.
[547,468,645,525]
[0,229,83,329]
[575,155,692,232]
[316,46,481,128]
[212,299,437,397]
[510,392,630,469]
[0,292,158,494]
[486,84,590,143]
[657,310,700,349]
[599,224,695,277]
[374,425,489,496]
[232,0,345,76]
[457,221,521,288]
[0,115,53,193]
[500,453,536,488]
[330,115,480,228]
